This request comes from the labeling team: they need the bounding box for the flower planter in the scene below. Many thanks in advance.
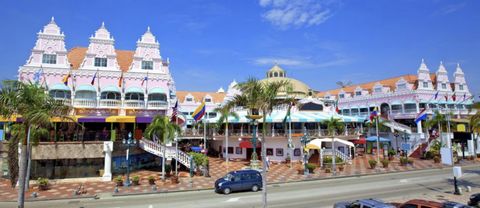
[338,166,344,172]
[38,184,48,191]
[148,179,156,185]
[116,181,123,186]
[170,176,179,184]
[297,169,304,175]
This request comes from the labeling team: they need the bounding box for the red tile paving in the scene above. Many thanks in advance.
[0,156,478,201]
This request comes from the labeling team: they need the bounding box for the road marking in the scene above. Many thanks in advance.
[148,205,153,208]
[400,179,408,183]
[226,197,240,202]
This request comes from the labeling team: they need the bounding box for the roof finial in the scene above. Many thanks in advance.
[440,60,443,65]
[101,21,105,29]
[457,62,460,68]
[50,16,55,24]
[147,26,151,32]
[421,58,424,64]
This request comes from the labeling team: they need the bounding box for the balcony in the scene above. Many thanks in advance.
[53,98,71,106]
[99,99,121,108]
[124,100,145,108]
[148,101,168,109]
[73,99,96,108]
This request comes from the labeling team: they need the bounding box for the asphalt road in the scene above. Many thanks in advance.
[2,166,479,208]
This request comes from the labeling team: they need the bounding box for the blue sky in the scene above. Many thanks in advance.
[0,0,479,96]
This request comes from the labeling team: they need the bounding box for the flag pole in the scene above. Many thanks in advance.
[375,111,380,164]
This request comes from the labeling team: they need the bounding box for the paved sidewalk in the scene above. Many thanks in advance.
[0,156,478,201]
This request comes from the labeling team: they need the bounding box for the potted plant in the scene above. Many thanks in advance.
[338,164,344,172]
[285,153,291,164]
[306,163,316,174]
[296,164,304,175]
[165,165,172,177]
[433,156,441,163]
[148,176,156,185]
[388,149,396,160]
[400,157,408,166]
[381,159,389,168]
[407,159,414,165]
[368,159,377,169]
[132,175,140,186]
[114,176,123,186]
[37,177,49,191]
[325,168,331,173]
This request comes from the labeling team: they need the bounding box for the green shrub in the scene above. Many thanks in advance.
[306,163,316,170]
[400,157,408,165]
[323,156,343,164]
[189,152,208,166]
[148,176,155,180]
[37,177,48,186]
[368,159,377,169]
[424,151,434,160]
[132,175,140,182]
[114,176,123,182]
[388,149,396,156]
[381,159,389,168]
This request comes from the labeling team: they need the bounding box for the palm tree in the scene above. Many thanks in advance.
[425,110,446,136]
[213,104,238,172]
[0,81,71,208]
[228,77,289,208]
[322,117,344,175]
[144,115,181,180]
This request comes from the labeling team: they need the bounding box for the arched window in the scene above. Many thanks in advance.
[274,72,278,77]
[148,93,167,101]
[101,91,121,100]
[49,90,71,99]
[76,91,96,99]
[125,92,144,100]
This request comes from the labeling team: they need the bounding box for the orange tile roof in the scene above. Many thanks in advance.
[67,47,134,72]
[317,74,435,97]
[176,91,225,103]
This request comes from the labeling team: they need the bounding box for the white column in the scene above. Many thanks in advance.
[240,124,244,136]
[467,139,474,156]
[102,141,113,181]
[415,102,423,134]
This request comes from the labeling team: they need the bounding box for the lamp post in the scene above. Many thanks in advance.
[174,133,179,177]
[394,131,399,154]
[122,132,136,187]
[300,127,309,176]
[246,109,262,169]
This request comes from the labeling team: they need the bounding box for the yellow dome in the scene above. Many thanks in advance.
[260,78,311,99]
[266,64,287,78]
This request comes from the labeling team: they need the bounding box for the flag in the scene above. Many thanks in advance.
[91,72,97,85]
[452,92,456,102]
[444,93,449,102]
[192,101,206,122]
[415,108,427,124]
[463,93,467,101]
[433,91,439,100]
[62,72,71,86]
[118,72,123,88]
[335,98,340,113]
[172,100,178,118]
[369,107,378,122]
[33,69,42,83]
[141,76,148,86]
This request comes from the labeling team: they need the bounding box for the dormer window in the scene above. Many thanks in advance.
[186,97,193,102]
[441,83,447,89]
[42,54,57,64]
[205,98,212,103]
[142,61,153,70]
[94,57,107,67]
[423,82,428,88]
[459,84,464,90]
[397,83,406,90]
[355,91,362,96]
[374,87,382,93]
[339,94,345,99]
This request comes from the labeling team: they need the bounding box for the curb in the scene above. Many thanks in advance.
[0,195,97,203]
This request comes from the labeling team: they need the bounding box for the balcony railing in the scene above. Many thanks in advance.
[124,100,145,108]
[99,99,121,108]
[391,109,402,114]
[53,98,71,106]
[73,99,96,108]
[148,101,168,109]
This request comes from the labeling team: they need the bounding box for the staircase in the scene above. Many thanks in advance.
[322,149,352,164]
[380,118,412,134]
[139,139,193,169]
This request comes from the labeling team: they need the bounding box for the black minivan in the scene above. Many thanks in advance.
[215,169,262,195]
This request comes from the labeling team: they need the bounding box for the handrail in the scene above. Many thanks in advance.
[139,139,192,169]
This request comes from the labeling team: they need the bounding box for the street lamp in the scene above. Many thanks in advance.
[300,127,309,176]
[394,131,399,154]
[246,108,262,169]
[174,133,180,177]
[122,132,137,187]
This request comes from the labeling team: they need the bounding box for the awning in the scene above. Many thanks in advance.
[51,116,81,122]
[0,116,18,122]
[149,88,166,94]
[239,140,261,148]
[105,116,136,123]
[136,116,152,123]
[366,136,390,142]
[78,117,106,123]
[351,137,366,144]
[76,84,96,92]
[306,138,355,150]
[101,85,121,93]
[49,83,71,91]
[125,87,144,94]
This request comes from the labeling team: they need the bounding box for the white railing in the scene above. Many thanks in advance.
[381,118,412,134]
[124,100,145,108]
[147,101,168,109]
[139,139,192,169]
[53,98,71,106]
[322,149,352,164]
[73,99,96,108]
[99,99,121,108]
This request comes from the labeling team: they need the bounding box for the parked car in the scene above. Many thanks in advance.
[469,193,480,206]
[214,169,262,195]
[334,198,396,208]
[443,201,473,208]
[397,199,442,208]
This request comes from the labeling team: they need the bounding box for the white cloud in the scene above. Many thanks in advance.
[252,54,351,69]
[259,0,340,29]
[254,57,305,66]
[434,2,466,15]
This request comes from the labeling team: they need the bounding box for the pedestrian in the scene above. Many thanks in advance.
[266,156,270,171]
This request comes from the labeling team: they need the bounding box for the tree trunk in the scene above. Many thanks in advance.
[162,148,166,181]
[17,144,27,208]
[225,122,229,172]
[24,144,32,190]
[261,116,267,208]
